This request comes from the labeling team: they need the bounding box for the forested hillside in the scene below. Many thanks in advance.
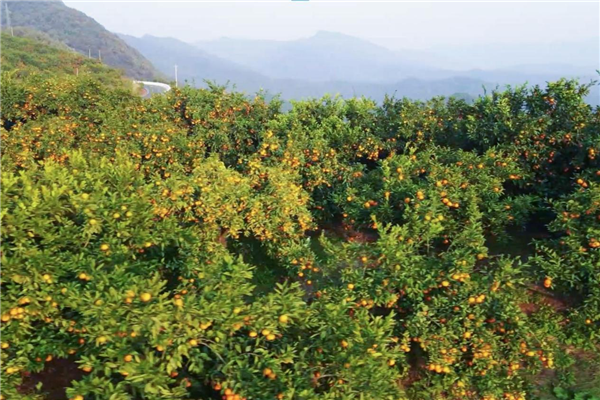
[1,34,128,88]
[1,0,161,80]
[1,33,599,400]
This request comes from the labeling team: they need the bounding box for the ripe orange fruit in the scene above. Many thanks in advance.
[278,315,289,324]
[543,277,552,288]
[140,293,152,302]
[100,244,109,251]
[124,354,133,362]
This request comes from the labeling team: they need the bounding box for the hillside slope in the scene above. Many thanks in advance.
[1,33,129,88]
[4,26,73,51]
[1,0,161,80]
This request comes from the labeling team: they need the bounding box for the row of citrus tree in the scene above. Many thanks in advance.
[1,59,599,400]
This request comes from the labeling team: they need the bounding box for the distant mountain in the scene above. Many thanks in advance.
[195,33,598,87]
[1,0,161,80]
[453,68,596,88]
[500,63,596,77]
[118,34,269,91]
[194,31,598,105]
[122,33,492,102]
[425,38,599,70]
[193,37,283,71]
[195,31,449,83]
[271,76,489,102]
[368,37,599,72]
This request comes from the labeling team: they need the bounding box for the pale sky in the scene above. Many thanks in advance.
[64,1,599,50]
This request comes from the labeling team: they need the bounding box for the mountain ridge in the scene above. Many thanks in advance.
[195,30,447,83]
[190,30,598,104]
[123,33,492,103]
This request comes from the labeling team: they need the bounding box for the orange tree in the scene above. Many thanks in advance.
[1,152,404,400]
[336,146,536,237]
[2,45,600,400]
[530,179,600,344]
[460,80,598,198]
[317,220,562,400]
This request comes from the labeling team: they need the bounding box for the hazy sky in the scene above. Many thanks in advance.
[65,1,599,50]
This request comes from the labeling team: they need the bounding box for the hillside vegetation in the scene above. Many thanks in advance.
[1,1,161,80]
[1,34,129,88]
[1,35,599,400]
[4,26,73,51]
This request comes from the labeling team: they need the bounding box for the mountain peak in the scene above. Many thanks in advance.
[311,30,361,42]
[313,30,348,37]
[307,30,392,52]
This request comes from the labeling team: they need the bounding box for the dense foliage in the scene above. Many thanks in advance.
[1,36,599,400]
[0,35,128,88]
